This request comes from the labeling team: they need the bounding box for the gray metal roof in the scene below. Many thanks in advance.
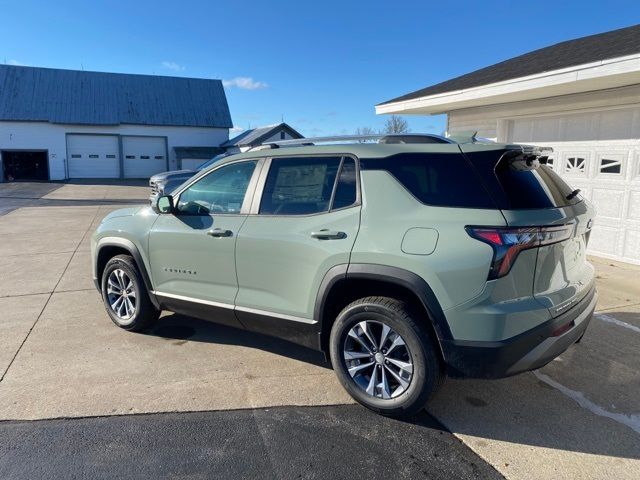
[222,122,303,147]
[379,23,640,106]
[0,65,233,128]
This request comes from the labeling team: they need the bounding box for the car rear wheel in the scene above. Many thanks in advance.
[101,254,159,331]
[329,296,443,417]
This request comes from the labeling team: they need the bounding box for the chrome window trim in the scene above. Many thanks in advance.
[153,291,234,310]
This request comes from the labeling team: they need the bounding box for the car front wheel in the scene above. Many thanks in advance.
[329,296,443,417]
[101,254,159,331]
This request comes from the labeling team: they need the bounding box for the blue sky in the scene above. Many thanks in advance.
[2,1,639,137]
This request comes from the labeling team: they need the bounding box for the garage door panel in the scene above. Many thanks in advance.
[588,225,621,256]
[123,137,167,179]
[67,135,119,178]
[623,229,640,262]
[628,192,640,220]
[591,188,625,219]
[507,109,640,264]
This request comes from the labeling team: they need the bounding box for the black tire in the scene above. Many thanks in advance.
[101,254,159,332]
[329,296,444,417]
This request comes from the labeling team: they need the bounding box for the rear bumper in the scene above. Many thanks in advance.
[441,286,597,378]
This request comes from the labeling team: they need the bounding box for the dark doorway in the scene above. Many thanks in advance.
[1,150,49,181]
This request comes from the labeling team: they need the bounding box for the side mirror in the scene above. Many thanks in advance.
[153,195,174,214]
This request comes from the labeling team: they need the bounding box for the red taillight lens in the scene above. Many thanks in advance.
[466,224,574,280]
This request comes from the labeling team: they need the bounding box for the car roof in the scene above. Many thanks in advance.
[211,141,521,168]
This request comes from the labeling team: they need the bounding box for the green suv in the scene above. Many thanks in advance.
[91,134,597,417]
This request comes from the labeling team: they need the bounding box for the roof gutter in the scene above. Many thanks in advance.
[376,53,640,115]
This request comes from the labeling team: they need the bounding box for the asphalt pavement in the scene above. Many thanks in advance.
[0,405,501,480]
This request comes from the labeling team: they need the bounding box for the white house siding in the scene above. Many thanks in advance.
[0,121,228,180]
[235,131,298,153]
[446,84,640,264]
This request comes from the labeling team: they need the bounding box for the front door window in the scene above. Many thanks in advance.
[177,161,257,215]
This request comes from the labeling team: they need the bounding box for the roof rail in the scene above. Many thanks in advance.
[246,144,277,152]
[264,133,452,147]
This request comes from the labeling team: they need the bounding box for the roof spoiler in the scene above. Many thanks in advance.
[446,130,478,144]
[501,145,554,170]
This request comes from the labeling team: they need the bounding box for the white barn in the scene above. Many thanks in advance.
[0,65,232,181]
[376,24,640,264]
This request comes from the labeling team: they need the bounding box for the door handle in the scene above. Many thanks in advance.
[207,228,233,238]
[310,229,347,240]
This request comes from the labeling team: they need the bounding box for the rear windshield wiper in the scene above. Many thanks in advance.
[566,189,581,200]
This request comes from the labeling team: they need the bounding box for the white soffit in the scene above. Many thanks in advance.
[376,53,640,115]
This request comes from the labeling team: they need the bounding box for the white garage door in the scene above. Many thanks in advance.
[122,136,167,178]
[507,107,640,264]
[67,134,120,178]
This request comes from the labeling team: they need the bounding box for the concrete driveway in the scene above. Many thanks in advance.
[0,181,638,479]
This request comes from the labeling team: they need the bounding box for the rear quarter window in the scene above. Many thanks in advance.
[360,153,495,209]
[463,149,583,209]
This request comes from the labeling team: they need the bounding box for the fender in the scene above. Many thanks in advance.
[314,263,452,354]
[94,237,161,309]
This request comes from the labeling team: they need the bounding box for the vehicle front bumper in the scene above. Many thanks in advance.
[441,286,597,378]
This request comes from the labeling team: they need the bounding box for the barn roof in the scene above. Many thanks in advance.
[0,64,232,128]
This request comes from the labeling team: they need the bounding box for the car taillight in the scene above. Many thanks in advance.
[466,224,574,280]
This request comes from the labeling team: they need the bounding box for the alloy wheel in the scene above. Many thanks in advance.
[343,320,413,399]
[106,269,137,321]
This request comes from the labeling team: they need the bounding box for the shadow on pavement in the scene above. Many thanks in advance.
[149,311,640,461]
[33,199,146,207]
[148,312,331,370]
[0,182,64,199]
[0,405,501,480]
[63,179,149,186]
[425,318,640,461]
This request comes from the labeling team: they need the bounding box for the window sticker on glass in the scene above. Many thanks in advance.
[273,164,327,203]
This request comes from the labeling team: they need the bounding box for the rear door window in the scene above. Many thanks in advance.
[260,156,341,215]
[332,157,357,209]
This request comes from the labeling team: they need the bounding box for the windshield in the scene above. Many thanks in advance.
[196,154,228,170]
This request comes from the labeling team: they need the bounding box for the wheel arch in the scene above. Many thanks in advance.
[95,237,160,309]
[315,264,452,359]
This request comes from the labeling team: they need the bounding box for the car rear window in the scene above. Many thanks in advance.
[463,149,583,209]
[360,153,495,209]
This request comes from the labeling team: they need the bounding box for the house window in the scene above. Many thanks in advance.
[155,155,164,160]
[89,154,99,158]
[544,156,555,170]
[280,131,286,140]
[141,155,150,159]
[125,155,135,159]
[598,154,624,175]
[71,154,81,158]
[565,156,587,174]
[106,155,116,159]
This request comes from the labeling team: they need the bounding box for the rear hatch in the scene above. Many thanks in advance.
[461,144,596,317]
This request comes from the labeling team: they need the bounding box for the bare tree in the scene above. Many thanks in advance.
[383,115,410,134]
[354,126,377,136]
